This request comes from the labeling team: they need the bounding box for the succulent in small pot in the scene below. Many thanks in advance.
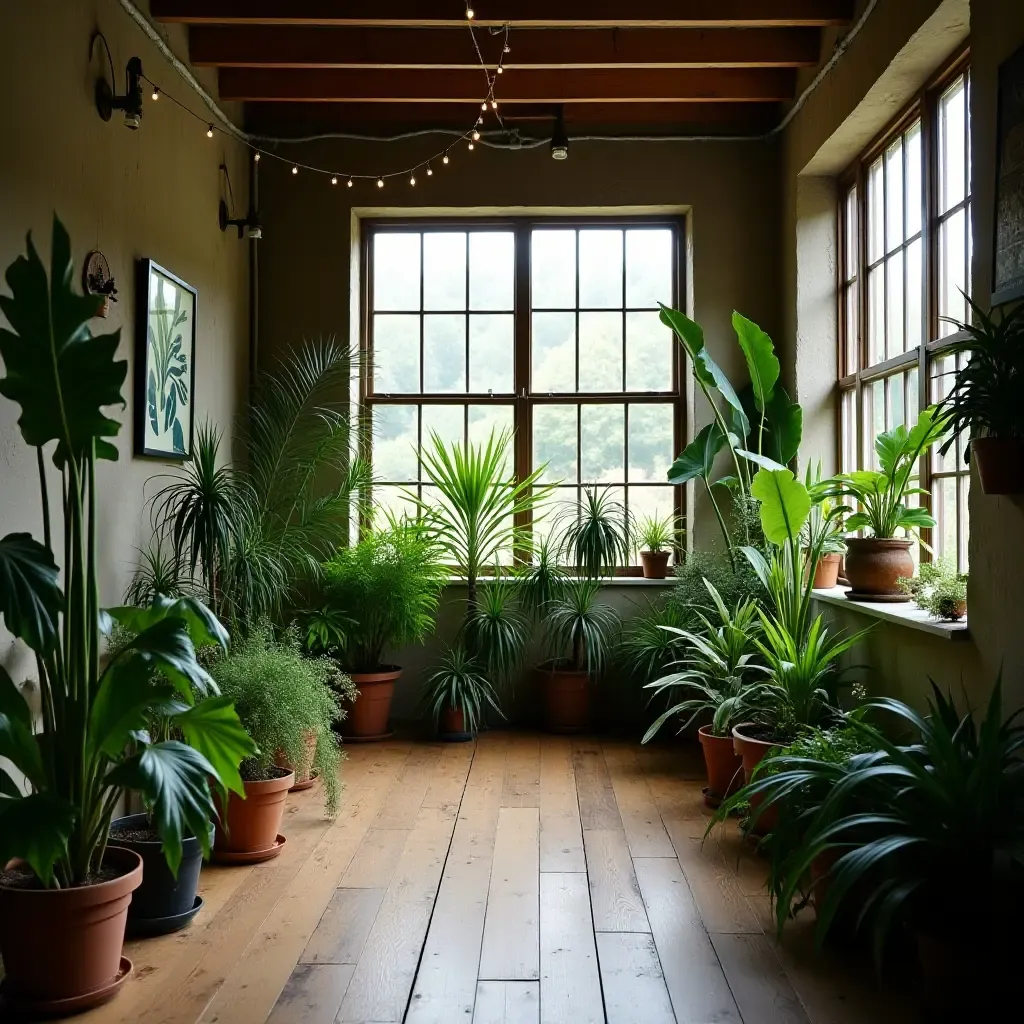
[898,559,968,621]
[636,513,684,579]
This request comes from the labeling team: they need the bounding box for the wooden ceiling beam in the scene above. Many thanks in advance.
[190,26,821,69]
[219,67,797,103]
[152,1,854,29]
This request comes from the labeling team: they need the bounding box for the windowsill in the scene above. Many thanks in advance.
[812,586,970,641]
[445,575,676,587]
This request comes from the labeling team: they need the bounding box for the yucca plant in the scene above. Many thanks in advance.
[636,513,683,553]
[557,486,632,578]
[422,644,504,733]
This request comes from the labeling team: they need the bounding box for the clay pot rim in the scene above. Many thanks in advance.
[347,667,402,684]
[109,812,213,852]
[698,724,733,742]
[731,722,784,750]
[242,768,295,794]
[845,536,914,549]
[0,846,142,904]
[538,660,589,678]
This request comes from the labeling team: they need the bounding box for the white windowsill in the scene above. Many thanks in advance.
[812,586,970,641]
[445,575,676,587]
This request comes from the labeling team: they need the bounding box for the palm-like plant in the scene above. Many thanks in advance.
[124,538,191,606]
[514,536,568,617]
[422,644,505,733]
[617,598,693,687]
[545,578,619,676]
[642,581,762,742]
[465,576,529,685]
[557,486,631,578]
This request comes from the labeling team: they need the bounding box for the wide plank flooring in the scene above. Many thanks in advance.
[64,733,911,1024]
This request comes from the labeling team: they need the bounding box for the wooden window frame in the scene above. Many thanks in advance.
[359,214,687,574]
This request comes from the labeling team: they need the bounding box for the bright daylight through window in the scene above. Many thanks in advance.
[362,219,684,567]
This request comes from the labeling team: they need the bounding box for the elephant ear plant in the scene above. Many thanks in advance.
[0,218,254,890]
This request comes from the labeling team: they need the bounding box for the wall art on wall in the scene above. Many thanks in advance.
[135,258,196,458]
[993,42,1024,305]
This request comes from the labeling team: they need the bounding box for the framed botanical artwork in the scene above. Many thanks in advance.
[993,43,1024,305]
[135,259,197,458]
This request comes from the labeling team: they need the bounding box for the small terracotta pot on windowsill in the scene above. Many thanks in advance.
[640,550,671,579]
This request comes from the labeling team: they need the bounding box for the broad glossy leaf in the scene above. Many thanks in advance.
[844,470,888,497]
[173,696,255,799]
[115,616,217,701]
[0,663,31,730]
[667,422,727,485]
[736,449,788,473]
[0,712,44,789]
[0,216,127,465]
[750,467,811,546]
[0,533,61,654]
[0,792,76,887]
[107,741,217,877]
[763,386,802,465]
[733,311,779,411]
[89,655,173,759]
[895,506,937,530]
[108,594,228,653]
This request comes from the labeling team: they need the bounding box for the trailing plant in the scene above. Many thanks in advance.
[0,217,253,886]
[321,517,448,673]
[637,513,683,554]
[544,578,619,675]
[898,559,968,621]
[207,625,351,815]
[557,486,632,578]
[616,598,694,687]
[831,408,948,539]
[422,644,504,733]
[643,580,763,742]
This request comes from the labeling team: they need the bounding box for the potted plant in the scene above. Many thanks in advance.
[557,485,632,578]
[616,597,692,688]
[422,644,504,739]
[937,297,1024,494]
[319,517,447,740]
[207,627,348,861]
[642,581,762,807]
[540,579,619,732]
[898,559,969,621]
[832,407,948,598]
[0,218,251,1013]
[802,465,846,589]
[636,513,683,579]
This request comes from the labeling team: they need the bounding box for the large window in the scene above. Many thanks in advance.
[838,59,971,570]
[362,219,684,568]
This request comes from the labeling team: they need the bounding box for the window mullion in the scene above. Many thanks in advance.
[513,221,532,561]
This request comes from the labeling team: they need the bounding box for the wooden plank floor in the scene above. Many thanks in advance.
[68,733,913,1024]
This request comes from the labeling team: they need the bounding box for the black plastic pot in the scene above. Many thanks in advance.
[109,813,213,935]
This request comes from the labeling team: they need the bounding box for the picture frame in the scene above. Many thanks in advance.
[992,42,1024,305]
[134,258,197,459]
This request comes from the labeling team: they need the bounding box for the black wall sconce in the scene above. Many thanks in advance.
[95,51,144,130]
[219,200,262,240]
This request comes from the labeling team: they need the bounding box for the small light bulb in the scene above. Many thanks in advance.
[347,178,354,188]
[466,5,474,18]
[427,166,433,176]
[331,176,338,185]
[410,175,416,186]
[468,141,475,151]
[472,129,481,141]
[253,151,261,162]
[443,153,450,165]
[291,165,298,175]
[477,116,483,125]
[481,102,488,111]
[491,100,498,110]
[151,87,159,101]
[504,44,511,54]
[497,66,503,74]
[377,178,384,188]
[206,125,214,138]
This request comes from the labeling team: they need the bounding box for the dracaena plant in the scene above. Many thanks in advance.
[0,217,254,887]
[556,485,632,579]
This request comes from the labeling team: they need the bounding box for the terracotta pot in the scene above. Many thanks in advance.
[640,550,671,579]
[843,537,914,599]
[276,729,318,787]
[811,552,842,589]
[542,664,590,733]
[440,706,466,736]
[344,668,400,739]
[214,769,294,856]
[732,723,783,835]
[698,725,743,804]
[971,436,1024,495]
[0,846,141,1008]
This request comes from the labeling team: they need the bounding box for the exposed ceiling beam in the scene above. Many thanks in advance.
[152,1,854,29]
[190,26,821,69]
[219,67,797,103]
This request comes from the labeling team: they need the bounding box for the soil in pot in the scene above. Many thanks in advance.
[640,550,671,579]
[109,813,212,929]
[214,764,294,859]
[698,725,743,806]
[343,668,401,740]
[0,846,142,1009]
[843,538,914,599]
[541,663,590,733]
[811,552,842,589]
[971,436,1024,495]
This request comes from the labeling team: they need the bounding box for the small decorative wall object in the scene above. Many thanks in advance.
[82,250,117,317]
[993,42,1024,305]
[135,259,196,459]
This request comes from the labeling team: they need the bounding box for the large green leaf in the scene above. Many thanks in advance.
[0,793,76,887]
[107,741,218,877]
[667,422,727,485]
[173,696,255,800]
[895,505,937,530]
[733,311,779,411]
[0,711,44,790]
[0,664,31,731]
[763,386,803,465]
[115,616,217,700]
[108,595,229,653]
[89,655,173,760]
[0,216,127,465]
[0,533,61,654]
[750,467,811,546]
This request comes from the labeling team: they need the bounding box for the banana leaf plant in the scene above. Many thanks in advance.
[0,217,254,888]
[660,307,803,550]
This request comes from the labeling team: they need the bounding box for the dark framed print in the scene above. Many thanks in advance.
[135,259,197,458]
[993,43,1024,305]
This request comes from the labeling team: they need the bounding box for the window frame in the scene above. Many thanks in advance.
[837,50,972,570]
[359,214,688,573]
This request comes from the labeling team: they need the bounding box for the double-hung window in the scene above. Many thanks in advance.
[361,218,685,569]
[838,58,971,570]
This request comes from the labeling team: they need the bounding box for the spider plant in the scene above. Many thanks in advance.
[636,513,683,553]
[557,486,631,579]
[616,598,693,687]
[544,578,619,676]
[464,575,530,686]
[422,644,505,733]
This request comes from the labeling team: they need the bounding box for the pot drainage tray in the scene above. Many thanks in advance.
[212,834,287,865]
[127,895,204,938]
[0,955,132,1017]
[338,730,394,743]
[289,769,320,793]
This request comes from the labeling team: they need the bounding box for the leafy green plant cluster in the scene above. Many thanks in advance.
[545,578,620,675]
[556,486,632,577]
[617,598,693,687]
[421,645,504,734]
[636,513,682,553]
[207,626,351,815]
[897,559,968,621]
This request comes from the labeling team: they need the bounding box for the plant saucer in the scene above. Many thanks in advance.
[0,956,132,1016]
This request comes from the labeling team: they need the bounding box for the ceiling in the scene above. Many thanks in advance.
[150,1,855,138]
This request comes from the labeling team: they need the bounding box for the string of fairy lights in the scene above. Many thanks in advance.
[140,3,511,190]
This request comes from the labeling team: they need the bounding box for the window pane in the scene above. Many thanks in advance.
[905,121,923,237]
[625,229,673,308]
[959,476,970,572]
[869,379,885,464]
[578,312,623,392]
[841,389,857,474]
[423,232,466,310]
[423,314,465,393]
[581,404,625,482]
[907,366,919,426]
[939,76,967,214]
[534,405,577,484]
[628,485,675,559]
[372,485,418,525]
[867,157,884,263]
[531,230,576,308]
[844,280,859,374]
[933,475,958,565]
[421,404,464,453]
[468,404,514,476]
[626,312,672,391]
[373,314,420,393]
[867,266,885,364]
[939,208,968,332]
[373,233,420,311]
[844,185,858,279]
[885,137,904,251]
[627,404,674,482]
[930,353,958,473]
[532,312,576,392]
[579,230,623,309]
[906,237,923,351]
[469,314,514,393]
[469,232,514,311]
[373,405,418,481]
[887,372,905,430]
[886,252,904,357]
